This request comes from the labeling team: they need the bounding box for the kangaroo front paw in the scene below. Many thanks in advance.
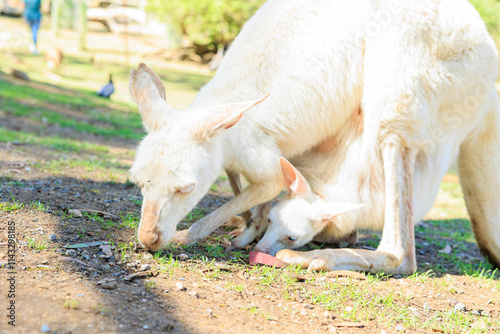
[172,229,191,245]
[307,258,330,272]
[276,249,307,267]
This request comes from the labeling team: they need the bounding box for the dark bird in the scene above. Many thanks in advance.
[97,74,114,98]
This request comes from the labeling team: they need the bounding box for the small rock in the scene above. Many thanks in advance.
[423,303,431,311]
[65,249,77,256]
[408,307,420,316]
[392,274,402,279]
[396,324,404,331]
[481,310,491,317]
[82,254,90,260]
[439,244,452,254]
[189,291,199,298]
[345,306,353,312]
[179,277,186,281]
[448,298,459,307]
[304,304,313,309]
[161,322,175,332]
[100,281,117,290]
[126,263,136,268]
[139,264,151,272]
[178,253,189,260]
[456,289,465,294]
[40,324,51,332]
[381,330,388,334]
[69,209,83,218]
[135,260,141,265]
[101,264,110,272]
[328,326,337,333]
[143,325,150,330]
[143,253,153,260]
[454,302,466,312]
[176,282,186,291]
[206,308,214,317]
[50,235,57,242]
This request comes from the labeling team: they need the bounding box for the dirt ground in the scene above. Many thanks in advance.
[1,139,499,334]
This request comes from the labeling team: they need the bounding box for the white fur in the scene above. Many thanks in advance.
[129,0,500,275]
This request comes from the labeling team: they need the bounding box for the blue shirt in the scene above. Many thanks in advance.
[23,0,41,22]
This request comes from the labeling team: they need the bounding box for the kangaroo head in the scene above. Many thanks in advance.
[129,63,267,250]
[254,158,364,255]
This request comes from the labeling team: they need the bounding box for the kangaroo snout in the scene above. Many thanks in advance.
[138,228,162,251]
[138,202,164,251]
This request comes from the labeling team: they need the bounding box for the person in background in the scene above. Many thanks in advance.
[22,0,42,54]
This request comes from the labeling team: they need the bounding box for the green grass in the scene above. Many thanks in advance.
[0,196,24,212]
[27,237,48,251]
[0,128,110,154]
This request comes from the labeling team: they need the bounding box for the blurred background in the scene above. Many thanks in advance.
[0,0,498,106]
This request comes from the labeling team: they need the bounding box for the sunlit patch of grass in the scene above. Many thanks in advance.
[0,196,24,212]
[0,128,109,154]
[27,237,48,250]
[29,200,49,212]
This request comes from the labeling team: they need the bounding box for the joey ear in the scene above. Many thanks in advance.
[192,94,269,141]
[279,157,311,198]
[313,202,366,223]
[129,63,173,132]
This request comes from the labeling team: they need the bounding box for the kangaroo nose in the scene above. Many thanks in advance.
[138,229,162,251]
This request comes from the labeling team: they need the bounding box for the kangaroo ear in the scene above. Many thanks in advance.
[192,94,269,141]
[279,157,311,198]
[129,63,173,132]
[312,202,366,223]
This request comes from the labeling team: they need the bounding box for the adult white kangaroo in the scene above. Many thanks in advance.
[129,0,500,275]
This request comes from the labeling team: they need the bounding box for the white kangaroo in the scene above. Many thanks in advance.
[129,0,500,275]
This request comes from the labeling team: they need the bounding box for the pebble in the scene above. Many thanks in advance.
[304,304,313,309]
[189,291,199,298]
[101,264,111,272]
[139,264,151,272]
[448,298,459,306]
[328,326,337,333]
[179,277,186,281]
[396,324,404,331]
[135,260,141,265]
[454,302,466,312]
[206,309,214,317]
[423,303,431,311]
[143,325,150,330]
[100,281,117,290]
[65,249,77,256]
[40,324,51,332]
[68,209,83,218]
[126,263,136,268]
[143,253,153,260]
[175,282,186,291]
[178,253,189,260]
[439,244,452,254]
[345,306,353,312]
[381,331,388,334]
[50,235,57,242]
[472,309,491,317]
[82,254,90,260]
[408,307,420,316]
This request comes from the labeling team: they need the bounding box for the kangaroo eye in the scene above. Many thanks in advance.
[177,183,195,194]
[267,218,271,224]
[288,236,297,242]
